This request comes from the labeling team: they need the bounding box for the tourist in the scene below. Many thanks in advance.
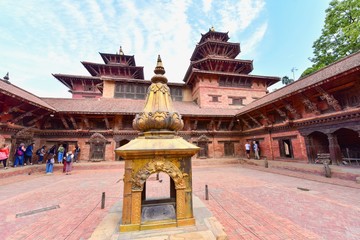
[24,143,34,165]
[45,154,55,174]
[73,144,80,163]
[65,151,73,175]
[57,144,65,164]
[14,143,26,167]
[0,143,10,169]
[245,141,251,159]
[38,145,46,164]
[253,141,260,160]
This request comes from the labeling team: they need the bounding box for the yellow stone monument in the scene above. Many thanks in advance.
[115,56,199,232]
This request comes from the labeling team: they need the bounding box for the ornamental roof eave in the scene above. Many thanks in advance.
[190,41,240,61]
[183,57,255,84]
[81,61,145,79]
[0,80,56,112]
[235,51,360,117]
[184,68,280,86]
[52,74,102,89]
[99,52,136,66]
[199,30,230,44]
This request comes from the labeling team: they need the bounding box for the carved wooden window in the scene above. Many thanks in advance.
[229,96,245,106]
[219,76,251,88]
[114,83,147,99]
[122,115,135,129]
[197,142,208,158]
[224,142,234,156]
[170,87,183,101]
[90,142,105,160]
[209,95,221,102]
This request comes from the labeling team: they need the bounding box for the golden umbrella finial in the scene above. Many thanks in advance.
[154,55,165,75]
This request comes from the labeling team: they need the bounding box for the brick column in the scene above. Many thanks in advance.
[327,133,342,165]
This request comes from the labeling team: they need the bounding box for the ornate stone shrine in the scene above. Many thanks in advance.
[115,56,199,232]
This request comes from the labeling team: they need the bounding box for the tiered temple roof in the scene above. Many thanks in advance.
[183,29,278,87]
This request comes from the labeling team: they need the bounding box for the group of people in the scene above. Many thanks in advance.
[0,142,80,175]
[245,141,260,160]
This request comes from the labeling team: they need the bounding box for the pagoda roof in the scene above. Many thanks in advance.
[184,68,279,86]
[199,30,230,44]
[190,40,240,61]
[99,52,136,66]
[81,61,145,79]
[52,74,101,89]
[0,79,55,111]
[42,98,238,117]
[183,57,254,84]
[235,50,360,116]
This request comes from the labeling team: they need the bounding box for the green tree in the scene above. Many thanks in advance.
[281,76,294,85]
[301,0,360,78]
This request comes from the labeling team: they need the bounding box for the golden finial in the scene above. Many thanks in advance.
[119,46,124,55]
[154,55,165,75]
[210,26,215,32]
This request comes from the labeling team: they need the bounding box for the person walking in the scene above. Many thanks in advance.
[73,144,80,163]
[253,141,260,160]
[57,144,65,164]
[38,145,46,164]
[245,141,251,159]
[45,154,55,174]
[65,151,73,175]
[14,143,26,167]
[0,144,10,169]
[24,143,34,165]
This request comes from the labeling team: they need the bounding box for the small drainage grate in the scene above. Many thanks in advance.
[16,205,60,218]
[297,187,310,191]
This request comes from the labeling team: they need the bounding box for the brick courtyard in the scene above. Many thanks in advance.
[0,162,359,240]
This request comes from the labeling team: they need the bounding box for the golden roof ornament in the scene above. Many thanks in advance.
[119,46,124,55]
[210,26,215,32]
[132,55,184,133]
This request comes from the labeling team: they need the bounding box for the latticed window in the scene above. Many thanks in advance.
[229,96,245,106]
[170,87,183,101]
[114,83,147,99]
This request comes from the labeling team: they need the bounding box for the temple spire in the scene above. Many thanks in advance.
[132,56,183,132]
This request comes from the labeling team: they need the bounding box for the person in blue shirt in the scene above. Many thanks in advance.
[24,143,34,165]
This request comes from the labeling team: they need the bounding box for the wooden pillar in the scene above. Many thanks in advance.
[327,133,342,165]
[303,135,315,163]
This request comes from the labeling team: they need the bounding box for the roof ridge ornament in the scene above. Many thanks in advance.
[210,26,215,32]
[119,46,124,55]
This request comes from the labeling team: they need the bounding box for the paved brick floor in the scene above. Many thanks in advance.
[0,163,359,240]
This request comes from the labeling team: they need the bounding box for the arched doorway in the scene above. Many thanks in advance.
[142,172,175,222]
[335,128,360,165]
[309,131,329,155]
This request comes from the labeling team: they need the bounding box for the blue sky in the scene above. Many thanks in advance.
[0,0,330,98]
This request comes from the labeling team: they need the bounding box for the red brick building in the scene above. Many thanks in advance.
[1,29,360,166]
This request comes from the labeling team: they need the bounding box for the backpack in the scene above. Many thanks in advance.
[36,148,41,155]
[66,154,72,163]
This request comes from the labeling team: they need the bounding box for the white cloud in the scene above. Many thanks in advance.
[0,0,268,97]
[203,0,213,13]
[242,22,268,57]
